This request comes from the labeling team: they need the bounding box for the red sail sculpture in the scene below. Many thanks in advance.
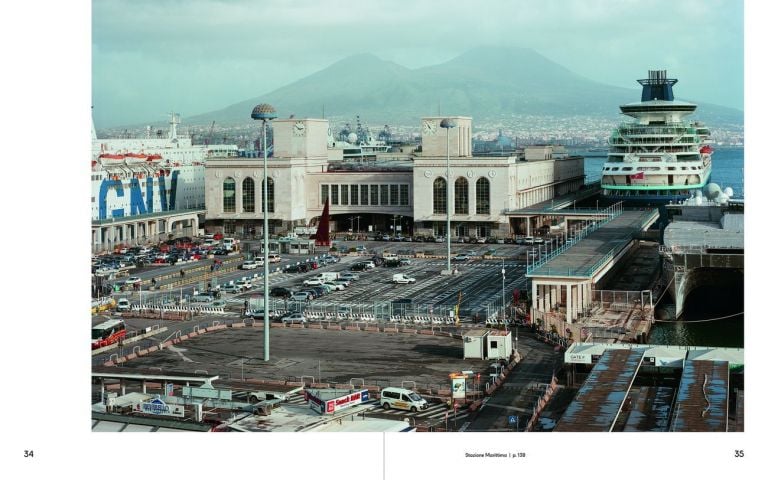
[312,197,331,246]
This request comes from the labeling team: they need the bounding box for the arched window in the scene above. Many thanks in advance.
[261,177,274,213]
[223,177,236,213]
[433,177,447,214]
[455,177,469,215]
[242,177,255,213]
[476,177,490,214]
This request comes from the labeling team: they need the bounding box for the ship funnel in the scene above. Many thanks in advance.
[638,70,678,101]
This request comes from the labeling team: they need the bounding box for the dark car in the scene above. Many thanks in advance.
[307,286,326,298]
[270,287,293,298]
[351,262,367,271]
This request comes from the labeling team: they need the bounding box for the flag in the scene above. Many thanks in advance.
[629,172,645,180]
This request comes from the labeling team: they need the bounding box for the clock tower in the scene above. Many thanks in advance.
[421,116,472,157]
[272,118,328,158]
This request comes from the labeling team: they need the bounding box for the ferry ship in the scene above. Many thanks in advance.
[91,113,238,222]
[600,70,713,203]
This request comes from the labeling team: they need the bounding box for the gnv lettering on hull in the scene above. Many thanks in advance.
[98,170,179,220]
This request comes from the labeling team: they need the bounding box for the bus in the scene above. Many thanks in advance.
[91,319,127,350]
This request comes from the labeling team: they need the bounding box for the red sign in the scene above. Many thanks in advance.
[453,402,459,412]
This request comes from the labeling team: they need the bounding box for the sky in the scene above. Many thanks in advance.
[92,0,745,128]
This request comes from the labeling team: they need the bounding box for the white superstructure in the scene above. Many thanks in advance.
[92,113,238,222]
[600,70,713,203]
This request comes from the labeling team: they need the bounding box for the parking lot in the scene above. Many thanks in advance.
[95,234,550,325]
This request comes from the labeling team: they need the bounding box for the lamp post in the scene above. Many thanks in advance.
[441,118,456,274]
[251,103,277,362]
[501,259,506,331]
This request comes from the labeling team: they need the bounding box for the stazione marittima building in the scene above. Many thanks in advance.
[204,116,584,239]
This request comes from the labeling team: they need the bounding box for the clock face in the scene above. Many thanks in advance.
[423,120,437,136]
[293,121,306,137]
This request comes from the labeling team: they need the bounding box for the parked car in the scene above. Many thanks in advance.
[268,254,281,263]
[331,279,350,287]
[270,287,293,298]
[235,279,252,290]
[453,254,470,261]
[221,283,241,294]
[240,260,262,270]
[125,276,142,285]
[281,312,306,324]
[306,286,326,298]
[244,309,279,319]
[303,278,324,287]
[326,282,345,291]
[291,291,314,302]
[340,272,360,281]
[399,258,412,265]
[392,274,416,284]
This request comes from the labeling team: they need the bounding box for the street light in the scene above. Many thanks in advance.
[441,118,456,274]
[251,103,277,362]
[501,259,506,331]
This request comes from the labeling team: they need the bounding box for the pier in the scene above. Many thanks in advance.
[524,207,659,324]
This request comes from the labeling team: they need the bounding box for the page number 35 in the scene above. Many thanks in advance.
[734,450,744,458]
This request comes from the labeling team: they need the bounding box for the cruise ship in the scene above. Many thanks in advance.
[600,70,713,203]
[91,113,238,223]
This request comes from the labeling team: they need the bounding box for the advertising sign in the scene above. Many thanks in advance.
[307,389,369,415]
[325,389,368,414]
[135,396,184,417]
[451,376,466,400]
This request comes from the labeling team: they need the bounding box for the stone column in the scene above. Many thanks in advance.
[531,279,539,317]
[566,283,573,324]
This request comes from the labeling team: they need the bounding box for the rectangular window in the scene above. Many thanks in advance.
[380,185,389,205]
[389,185,399,206]
[399,184,408,206]
[361,185,368,205]
[331,184,339,205]
[321,184,329,204]
[350,185,358,205]
[490,340,498,348]
[341,185,349,205]
[370,185,379,206]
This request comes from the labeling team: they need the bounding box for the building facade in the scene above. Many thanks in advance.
[203,116,584,239]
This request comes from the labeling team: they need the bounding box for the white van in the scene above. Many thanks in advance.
[222,237,237,251]
[315,272,339,281]
[392,273,416,284]
[379,387,428,412]
[116,298,131,312]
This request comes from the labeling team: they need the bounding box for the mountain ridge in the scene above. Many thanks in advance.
[140,47,746,128]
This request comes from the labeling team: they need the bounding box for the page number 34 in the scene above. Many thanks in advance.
[23,450,34,458]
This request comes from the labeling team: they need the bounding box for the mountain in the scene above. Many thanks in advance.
[186,47,743,127]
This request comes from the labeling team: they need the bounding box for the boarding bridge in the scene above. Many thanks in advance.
[526,208,659,324]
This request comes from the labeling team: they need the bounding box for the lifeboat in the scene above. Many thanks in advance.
[125,152,149,165]
[699,145,713,154]
[98,153,125,165]
[147,154,163,162]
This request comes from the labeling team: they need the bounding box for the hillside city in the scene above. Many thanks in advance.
[97,113,745,149]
